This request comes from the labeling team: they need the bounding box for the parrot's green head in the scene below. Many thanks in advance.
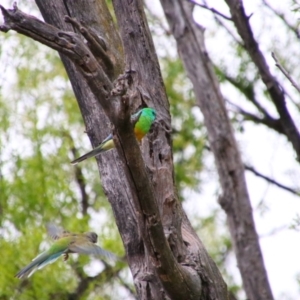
[132,107,156,123]
[85,232,98,243]
[141,108,156,121]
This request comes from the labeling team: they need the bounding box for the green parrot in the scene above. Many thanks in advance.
[15,224,117,279]
[71,107,157,165]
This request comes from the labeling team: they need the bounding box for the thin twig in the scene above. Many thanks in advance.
[116,274,137,299]
[64,132,89,215]
[226,99,285,135]
[245,164,300,196]
[259,225,288,238]
[189,0,232,21]
[262,0,300,39]
[220,70,270,116]
[200,0,242,46]
[271,52,300,94]
[204,145,299,196]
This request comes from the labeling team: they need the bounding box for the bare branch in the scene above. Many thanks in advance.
[220,71,267,115]
[218,61,300,116]
[200,0,243,46]
[109,73,202,299]
[272,52,300,94]
[0,4,113,112]
[245,164,300,196]
[204,144,299,196]
[262,0,300,39]
[67,264,124,300]
[259,225,288,238]
[64,15,115,79]
[224,0,300,162]
[227,99,285,135]
[116,274,137,299]
[72,153,89,216]
[190,0,232,21]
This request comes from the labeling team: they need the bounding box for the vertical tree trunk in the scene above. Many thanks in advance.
[160,1,274,299]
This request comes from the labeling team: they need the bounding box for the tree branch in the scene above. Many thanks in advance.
[116,273,137,299]
[67,264,124,300]
[69,138,89,216]
[32,4,144,298]
[224,0,300,161]
[0,3,113,107]
[262,0,300,39]
[218,70,267,115]
[200,0,243,46]
[205,145,299,197]
[227,99,285,135]
[190,0,232,21]
[245,164,300,196]
[271,52,300,94]
[219,70,288,135]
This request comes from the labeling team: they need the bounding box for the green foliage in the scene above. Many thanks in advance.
[161,57,206,197]
[0,28,124,299]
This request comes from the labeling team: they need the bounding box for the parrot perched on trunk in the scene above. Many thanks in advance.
[71,107,156,165]
[15,224,117,279]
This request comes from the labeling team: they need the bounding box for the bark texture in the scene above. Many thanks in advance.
[1,1,231,299]
[159,1,274,300]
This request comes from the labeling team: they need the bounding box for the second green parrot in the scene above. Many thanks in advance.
[15,224,117,279]
[71,107,156,165]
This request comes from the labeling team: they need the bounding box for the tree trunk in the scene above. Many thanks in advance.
[1,0,232,299]
[159,1,274,299]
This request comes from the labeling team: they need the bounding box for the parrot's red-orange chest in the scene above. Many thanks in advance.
[134,128,146,141]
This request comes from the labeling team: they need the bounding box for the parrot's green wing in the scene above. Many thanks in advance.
[69,242,117,261]
[46,223,70,240]
[16,227,73,279]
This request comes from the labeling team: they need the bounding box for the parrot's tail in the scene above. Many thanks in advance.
[71,148,105,165]
[71,134,114,165]
[15,251,63,279]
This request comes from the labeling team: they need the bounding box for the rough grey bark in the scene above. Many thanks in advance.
[159,1,274,300]
[111,1,230,299]
[1,1,231,299]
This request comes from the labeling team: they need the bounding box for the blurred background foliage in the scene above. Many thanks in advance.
[1,0,300,299]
